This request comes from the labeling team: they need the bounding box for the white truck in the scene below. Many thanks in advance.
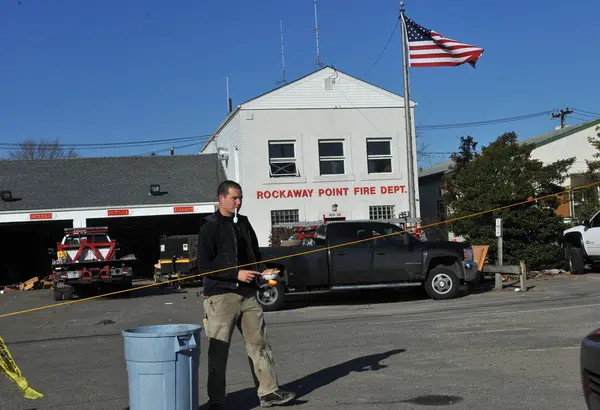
[563,211,600,274]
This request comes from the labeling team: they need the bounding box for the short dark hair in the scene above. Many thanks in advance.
[217,180,242,198]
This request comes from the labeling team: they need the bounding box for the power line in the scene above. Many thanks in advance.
[418,110,555,131]
[139,140,205,156]
[0,134,212,150]
[362,20,399,77]
[572,108,600,118]
[567,114,593,122]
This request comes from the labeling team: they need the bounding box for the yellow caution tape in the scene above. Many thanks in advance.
[0,336,43,400]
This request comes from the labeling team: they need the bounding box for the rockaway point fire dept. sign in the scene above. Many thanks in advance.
[256,185,407,199]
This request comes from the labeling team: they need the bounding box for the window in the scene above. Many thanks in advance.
[271,209,299,226]
[318,140,345,175]
[370,222,406,246]
[369,205,395,220]
[437,200,446,221]
[327,223,371,247]
[268,141,297,177]
[366,138,392,173]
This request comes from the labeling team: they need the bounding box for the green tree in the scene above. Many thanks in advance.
[444,131,575,270]
[443,135,478,205]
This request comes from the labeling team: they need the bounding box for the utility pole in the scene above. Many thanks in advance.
[551,107,573,129]
[399,1,417,225]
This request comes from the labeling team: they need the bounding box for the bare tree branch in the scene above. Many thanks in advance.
[7,138,79,160]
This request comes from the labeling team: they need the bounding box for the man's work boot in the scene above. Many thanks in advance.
[259,389,296,407]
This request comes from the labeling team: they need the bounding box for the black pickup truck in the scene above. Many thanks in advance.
[257,220,479,311]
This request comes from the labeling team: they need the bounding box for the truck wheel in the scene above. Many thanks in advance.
[53,287,74,301]
[257,282,285,312]
[117,279,133,298]
[425,267,460,300]
[567,246,585,275]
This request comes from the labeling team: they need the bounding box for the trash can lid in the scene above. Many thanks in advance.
[122,324,202,338]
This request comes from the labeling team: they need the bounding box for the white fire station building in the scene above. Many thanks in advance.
[201,66,419,246]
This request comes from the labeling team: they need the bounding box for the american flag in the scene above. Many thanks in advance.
[403,16,484,68]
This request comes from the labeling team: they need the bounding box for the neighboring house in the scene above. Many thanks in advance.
[200,65,419,246]
[418,117,600,226]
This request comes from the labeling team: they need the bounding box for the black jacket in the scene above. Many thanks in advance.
[197,210,267,296]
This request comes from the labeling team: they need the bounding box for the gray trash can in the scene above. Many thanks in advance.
[123,324,203,410]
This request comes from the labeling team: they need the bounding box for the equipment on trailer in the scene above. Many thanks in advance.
[153,235,199,288]
[51,227,136,301]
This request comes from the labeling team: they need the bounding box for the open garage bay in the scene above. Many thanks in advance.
[0,220,72,285]
[89,213,209,279]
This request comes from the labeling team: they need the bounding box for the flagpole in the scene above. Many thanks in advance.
[399,1,417,225]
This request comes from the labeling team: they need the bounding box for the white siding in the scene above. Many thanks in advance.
[243,67,410,110]
[204,113,244,184]
[531,126,598,175]
[240,106,418,246]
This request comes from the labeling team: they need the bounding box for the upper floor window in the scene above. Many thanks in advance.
[318,140,345,175]
[269,141,297,177]
[366,138,392,173]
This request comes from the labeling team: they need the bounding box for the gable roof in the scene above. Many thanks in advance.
[418,116,600,178]
[524,116,600,148]
[200,65,415,152]
[241,65,415,110]
[0,154,226,212]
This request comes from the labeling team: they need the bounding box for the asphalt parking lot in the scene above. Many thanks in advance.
[0,274,599,409]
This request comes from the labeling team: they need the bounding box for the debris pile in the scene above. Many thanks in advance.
[0,276,53,294]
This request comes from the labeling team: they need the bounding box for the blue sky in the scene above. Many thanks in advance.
[1,0,598,166]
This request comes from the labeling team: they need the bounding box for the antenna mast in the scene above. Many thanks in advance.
[278,20,287,85]
[226,77,230,114]
[313,0,324,67]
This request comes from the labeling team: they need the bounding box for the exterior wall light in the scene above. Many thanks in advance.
[1,190,13,201]
[150,184,161,195]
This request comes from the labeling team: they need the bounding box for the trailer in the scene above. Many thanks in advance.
[153,234,200,288]
[51,227,136,301]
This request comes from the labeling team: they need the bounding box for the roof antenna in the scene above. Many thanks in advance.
[313,0,324,68]
[277,20,287,85]
[226,77,231,114]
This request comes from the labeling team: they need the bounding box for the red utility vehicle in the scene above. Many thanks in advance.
[51,227,135,301]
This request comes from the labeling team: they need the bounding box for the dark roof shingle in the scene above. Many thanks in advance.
[0,154,226,212]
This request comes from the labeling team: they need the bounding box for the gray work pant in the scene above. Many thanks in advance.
[203,290,279,404]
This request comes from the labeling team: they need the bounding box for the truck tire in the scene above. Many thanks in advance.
[424,266,460,300]
[256,282,285,312]
[568,246,585,275]
[53,287,74,301]
[117,278,133,298]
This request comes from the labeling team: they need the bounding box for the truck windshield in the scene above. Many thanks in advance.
[63,233,110,244]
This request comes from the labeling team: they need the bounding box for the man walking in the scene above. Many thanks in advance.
[197,180,296,409]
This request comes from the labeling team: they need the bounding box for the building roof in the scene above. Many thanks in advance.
[524,116,600,148]
[200,65,415,152]
[418,116,600,178]
[0,154,226,212]
[418,159,454,178]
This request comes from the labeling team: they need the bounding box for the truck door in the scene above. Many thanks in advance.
[328,222,373,285]
[368,222,422,282]
[585,212,600,257]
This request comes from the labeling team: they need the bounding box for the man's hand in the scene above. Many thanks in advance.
[261,268,280,276]
[238,270,260,283]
